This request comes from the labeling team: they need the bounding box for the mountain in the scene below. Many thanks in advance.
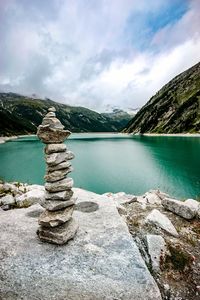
[102,108,133,130]
[100,104,139,116]
[123,62,200,134]
[0,93,131,136]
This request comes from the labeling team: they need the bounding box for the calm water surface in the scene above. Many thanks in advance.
[0,133,199,199]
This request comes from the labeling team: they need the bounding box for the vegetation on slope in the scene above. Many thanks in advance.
[0,93,131,136]
[124,62,200,134]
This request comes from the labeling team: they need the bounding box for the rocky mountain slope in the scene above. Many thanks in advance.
[0,93,131,136]
[124,62,200,134]
[102,108,132,129]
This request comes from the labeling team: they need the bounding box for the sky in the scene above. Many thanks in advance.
[0,0,200,111]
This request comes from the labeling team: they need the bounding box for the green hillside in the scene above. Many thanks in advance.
[124,62,200,134]
[0,93,131,136]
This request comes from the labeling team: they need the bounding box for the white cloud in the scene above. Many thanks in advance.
[0,0,199,110]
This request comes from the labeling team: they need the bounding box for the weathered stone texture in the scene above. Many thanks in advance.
[36,107,77,245]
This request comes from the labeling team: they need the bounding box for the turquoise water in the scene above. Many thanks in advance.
[0,134,199,199]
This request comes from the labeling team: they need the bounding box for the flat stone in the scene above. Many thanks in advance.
[146,235,166,273]
[38,206,74,227]
[2,183,18,194]
[42,117,64,129]
[47,161,72,172]
[37,124,71,144]
[38,218,78,245]
[45,178,73,193]
[45,189,73,201]
[0,189,161,300]
[162,197,196,220]
[42,198,75,211]
[45,112,56,118]
[45,143,67,154]
[45,169,70,183]
[46,152,68,166]
[145,209,179,237]
[184,199,200,218]
[48,106,56,112]
[0,194,15,206]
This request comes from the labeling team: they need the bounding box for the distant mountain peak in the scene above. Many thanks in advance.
[0,93,132,136]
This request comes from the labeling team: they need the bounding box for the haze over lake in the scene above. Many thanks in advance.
[0,134,199,199]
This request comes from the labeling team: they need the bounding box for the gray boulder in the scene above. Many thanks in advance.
[146,235,166,273]
[185,199,200,218]
[162,197,197,220]
[0,194,15,206]
[2,182,18,195]
[145,209,178,237]
[15,187,45,208]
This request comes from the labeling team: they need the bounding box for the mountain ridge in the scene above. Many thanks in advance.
[0,93,132,136]
[123,62,200,134]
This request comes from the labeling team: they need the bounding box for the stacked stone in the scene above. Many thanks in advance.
[37,107,78,245]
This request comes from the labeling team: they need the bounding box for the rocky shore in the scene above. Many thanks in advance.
[105,190,200,300]
[142,133,200,137]
[0,181,199,300]
[0,136,18,144]
[0,134,36,144]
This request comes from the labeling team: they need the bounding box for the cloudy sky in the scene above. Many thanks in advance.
[0,0,200,111]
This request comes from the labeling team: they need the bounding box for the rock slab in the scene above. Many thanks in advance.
[162,197,197,220]
[145,209,179,237]
[0,188,161,300]
[146,234,166,273]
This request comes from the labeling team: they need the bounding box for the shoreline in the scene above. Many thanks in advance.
[0,134,36,144]
[139,133,200,137]
[0,132,200,144]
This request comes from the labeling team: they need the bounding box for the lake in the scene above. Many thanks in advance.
[0,133,199,199]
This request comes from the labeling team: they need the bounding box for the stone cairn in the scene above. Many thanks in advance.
[37,107,78,245]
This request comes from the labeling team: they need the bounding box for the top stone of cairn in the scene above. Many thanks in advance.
[37,107,71,144]
[48,107,56,112]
